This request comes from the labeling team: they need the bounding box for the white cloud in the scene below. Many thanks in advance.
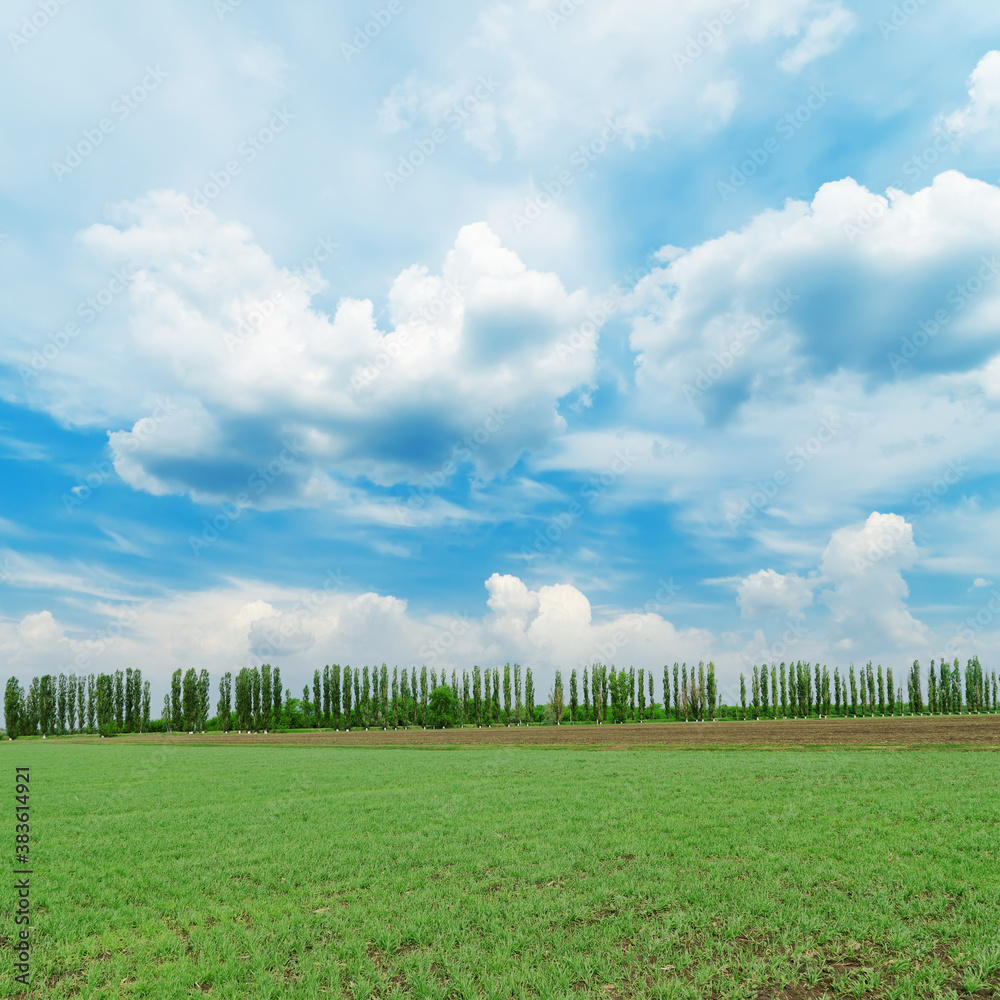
[630,171,1000,423]
[737,569,813,619]
[819,512,929,650]
[22,193,599,512]
[941,50,1000,139]
[778,2,856,73]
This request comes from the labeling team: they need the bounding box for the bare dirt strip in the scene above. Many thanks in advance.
[43,714,1000,749]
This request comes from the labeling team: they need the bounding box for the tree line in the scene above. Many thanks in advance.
[736,657,998,718]
[3,669,151,738]
[4,657,997,738]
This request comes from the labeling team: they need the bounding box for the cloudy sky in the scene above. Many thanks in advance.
[2,0,999,705]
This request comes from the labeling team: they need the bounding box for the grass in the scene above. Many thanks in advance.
[1,744,999,999]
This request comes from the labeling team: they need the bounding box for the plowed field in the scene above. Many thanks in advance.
[54,713,1000,748]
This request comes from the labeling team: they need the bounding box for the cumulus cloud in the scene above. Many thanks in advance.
[941,50,1000,139]
[818,512,929,650]
[737,569,813,619]
[629,171,1000,425]
[778,2,856,73]
[24,193,598,511]
[0,572,712,698]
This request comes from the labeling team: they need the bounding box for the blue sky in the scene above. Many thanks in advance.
[2,0,1000,706]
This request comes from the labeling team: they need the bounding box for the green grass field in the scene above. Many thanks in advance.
[2,745,999,999]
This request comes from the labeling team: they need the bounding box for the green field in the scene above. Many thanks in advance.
[2,745,999,999]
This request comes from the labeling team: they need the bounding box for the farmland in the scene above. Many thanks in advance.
[3,739,999,998]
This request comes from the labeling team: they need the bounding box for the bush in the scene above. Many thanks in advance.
[98,723,118,738]
[428,686,458,728]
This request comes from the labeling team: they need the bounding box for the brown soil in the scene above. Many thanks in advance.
[46,713,1000,749]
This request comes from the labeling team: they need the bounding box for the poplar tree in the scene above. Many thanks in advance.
[814,664,822,716]
[4,677,21,738]
[514,663,522,725]
[552,670,565,724]
[648,670,654,720]
[113,671,124,732]
[834,668,841,716]
[342,665,352,730]
[162,693,171,726]
[673,663,680,720]
[662,666,670,720]
[760,664,769,719]
[273,668,282,725]
[400,668,409,728]
[493,668,501,725]
[330,665,341,729]
[583,667,591,722]
[569,669,578,722]
[250,667,261,728]
[697,662,705,721]
[928,660,938,714]
[420,666,428,727]
[392,667,399,728]
[95,674,112,732]
[77,676,86,733]
[525,667,535,724]
[410,667,418,724]
[381,664,389,728]
[473,666,482,726]
[707,662,717,721]
[132,669,143,731]
[629,667,636,722]
[483,667,492,725]
[253,664,267,730]
[752,666,760,720]
[740,673,747,720]
[198,669,210,731]
[849,665,858,716]
[180,668,196,730]
[681,664,689,721]
[770,665,777,720]
[315,669,323,728]
[887,667,895,716]
[66,674,77,734]
[353,669,362,728]
[910,660,923,714]
[779,662,787,719]
[141,681,150,732]
[637,668,645,722]
[372,667,380,727]
[504,663,512,725]
[169,670,181,730]
[218,673,232,731]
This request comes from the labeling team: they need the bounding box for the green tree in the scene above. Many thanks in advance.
[261,664,272,730]
[198,669,210,731]
[251,667,261,729]
[525,667,535,725]
[67,674,77,735]
[637,668,645,722]
[420,666,428,728]
[673,663,680,721]
[354,669,362,728]
[381,663,389,729]
[171,670,183,731]
[342,665,352,731]
[331,665,341,729]
[113,670,124,732]
[740,673,746,720]
[4,676,21,738]
[513,663,522,725]
[57,673,67,734]
[77,675,86,733]
[552,670,564,724]
[707,662,717,721]
[314,669,323,728]
[492,668,500,725]
[272,667,282,726]
[322,665,331,726]
[182,668,198,730]
[849,664,857,717]
[662,666,670,720]
[429,685,458,728]
[752,666,760,720]
[887,667,895,716]
[392,668,399,728]
[218,673,232,731]
[39,674,55,736]
[400,668,410,728]
[141,681,150,732]
[124,669,134,733]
